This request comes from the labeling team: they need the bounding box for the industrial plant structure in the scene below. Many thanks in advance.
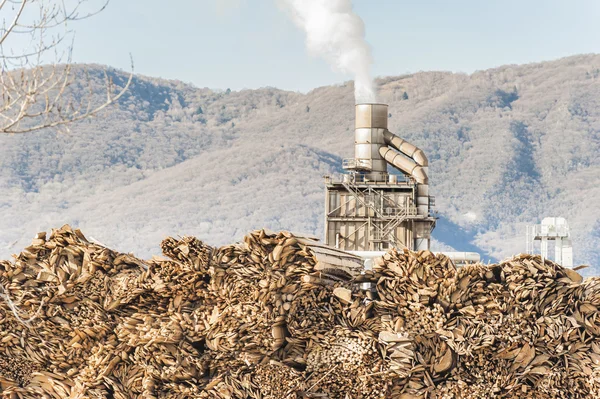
[526,217,573,268]
[323,103,436,252]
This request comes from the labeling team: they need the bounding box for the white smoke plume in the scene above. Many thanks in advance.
[280,0,376,103]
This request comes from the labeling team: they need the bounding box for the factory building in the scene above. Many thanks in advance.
[323,103,436,252]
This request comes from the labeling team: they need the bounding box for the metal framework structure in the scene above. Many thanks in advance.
[526,217,573,268]
[323,103,436,252]
[324,174,436,252]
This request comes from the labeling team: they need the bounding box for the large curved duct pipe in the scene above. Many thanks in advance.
[383,130,428,167]
[379,147,428,184]
[380,130,429,184]
[379,129,430,222]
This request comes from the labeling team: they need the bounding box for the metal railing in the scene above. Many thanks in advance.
[341,181,384,218]
[380,209,407,239]
[382,206,418,217]
[342,181,400,245]
[528,224,570,238]
[351,173,388,184]
[342,158,371,171]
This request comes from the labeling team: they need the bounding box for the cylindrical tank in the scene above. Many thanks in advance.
[354,104,388,175]
[416,182,429,216]
[413,221,431,251]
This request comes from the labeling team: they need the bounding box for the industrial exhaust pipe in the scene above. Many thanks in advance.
[379,147,428,184]
[380,129,430,218]
[353,103,429,183]
[382,130,428,167]
[353,103,389,179]
[353,103,430,219]
[379,130,428,184]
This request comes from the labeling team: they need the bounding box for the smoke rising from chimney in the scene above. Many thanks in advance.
[280,0,376,103]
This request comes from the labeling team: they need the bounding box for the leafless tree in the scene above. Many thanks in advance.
[0,0,132,134]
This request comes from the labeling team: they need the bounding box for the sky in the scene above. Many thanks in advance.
[11,0,600,92]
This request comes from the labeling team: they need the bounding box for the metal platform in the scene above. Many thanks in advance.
[324,175,435,252]
[526,217,573,268]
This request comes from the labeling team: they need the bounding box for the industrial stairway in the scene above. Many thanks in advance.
[341,180,409,250]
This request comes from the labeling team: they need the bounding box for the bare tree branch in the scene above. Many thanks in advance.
[0,0,131,134]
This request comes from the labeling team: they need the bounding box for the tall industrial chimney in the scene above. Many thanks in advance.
[325,102,436,252]
[353,103,388,180]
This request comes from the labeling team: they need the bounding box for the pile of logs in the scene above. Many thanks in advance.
[0,225,599,398]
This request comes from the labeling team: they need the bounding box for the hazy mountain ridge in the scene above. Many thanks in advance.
[1,55,599,274]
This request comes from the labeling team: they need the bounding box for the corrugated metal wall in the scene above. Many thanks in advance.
[325,190,413,251]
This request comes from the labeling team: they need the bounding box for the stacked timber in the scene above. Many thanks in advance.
[0,225,599,398]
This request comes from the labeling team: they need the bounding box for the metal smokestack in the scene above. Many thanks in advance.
[351,103,389,179]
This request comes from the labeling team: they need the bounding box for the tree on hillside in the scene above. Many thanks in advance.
[0,0,132,134]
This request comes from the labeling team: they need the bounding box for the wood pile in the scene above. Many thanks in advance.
[1,225,599,398]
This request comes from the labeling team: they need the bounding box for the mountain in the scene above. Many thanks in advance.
[1,55,599,274]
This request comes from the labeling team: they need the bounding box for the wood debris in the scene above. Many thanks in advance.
[0,225,599,398]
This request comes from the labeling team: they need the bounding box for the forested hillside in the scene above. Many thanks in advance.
[1,54,599,273]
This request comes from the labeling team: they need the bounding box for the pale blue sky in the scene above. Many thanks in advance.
[66,0,600,92]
